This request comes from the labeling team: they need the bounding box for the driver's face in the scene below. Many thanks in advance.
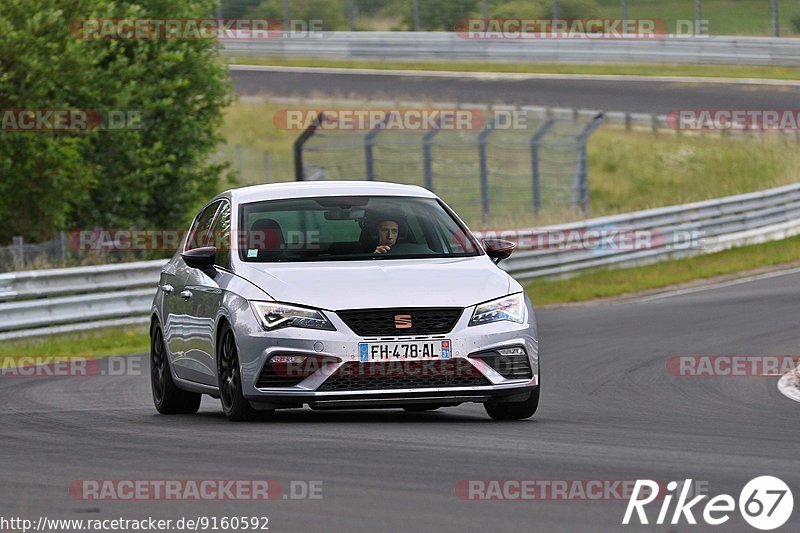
[378,221,399,246]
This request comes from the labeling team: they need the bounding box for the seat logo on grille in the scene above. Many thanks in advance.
[394,314,412,329]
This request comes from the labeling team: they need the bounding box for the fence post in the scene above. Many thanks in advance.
[574,113,605,214]
[346,0,356,31]
[364,111,395,181]
[651,114,659,134]
[263,152,272,181]
[529,118,557,215]
[59,231,67,263]
[282,0,290,30]
[234,144,243,178]
[293,112,323,180]
[477,119,496,225]
[694,0,702,35]
[771,0,779,37]
[12,235,24,269]
[412,0,420,31]
[422,123,440,191]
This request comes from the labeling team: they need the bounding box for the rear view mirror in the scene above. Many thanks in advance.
[324,207,366,220]
[482,239,515,264]
[181,246,217,277]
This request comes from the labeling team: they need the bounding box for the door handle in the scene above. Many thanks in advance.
[179,290,193,299]
[161,284,174,294]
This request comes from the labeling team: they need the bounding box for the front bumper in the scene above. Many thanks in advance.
[235,302,539,408]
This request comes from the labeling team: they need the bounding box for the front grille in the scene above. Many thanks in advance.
[317,360,490,391]
[476,353,533,380]
[336,307,463,337]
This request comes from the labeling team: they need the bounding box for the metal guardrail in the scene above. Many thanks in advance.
[3,182,800,339]
[222,33,800,67]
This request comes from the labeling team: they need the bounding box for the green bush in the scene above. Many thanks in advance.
[0,0,233,242]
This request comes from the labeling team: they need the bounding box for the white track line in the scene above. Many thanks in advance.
[636,266,800,303]
[228,64,800,87]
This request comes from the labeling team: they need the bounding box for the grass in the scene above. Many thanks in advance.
[595,0,800,37]
[526,233,800,306]
[0,325,149,361]
[225,56,800,82]
[221,99,800,228]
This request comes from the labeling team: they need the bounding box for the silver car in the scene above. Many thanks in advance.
[149,181,539,421]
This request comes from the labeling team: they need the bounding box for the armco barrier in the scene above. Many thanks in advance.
[3,182,800,339]
[221,33,800,67]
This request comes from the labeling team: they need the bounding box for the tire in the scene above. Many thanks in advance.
[402,405,441,412]
[217,323,264,421]
[484,388,539,421]
[150,322,201,414]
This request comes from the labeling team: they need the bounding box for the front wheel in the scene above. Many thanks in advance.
[484,388,539,421]
[150,322,201,414]
[218,324,264,421]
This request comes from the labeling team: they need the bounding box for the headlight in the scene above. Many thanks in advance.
[250,301,335,331]
[469,293,525,326]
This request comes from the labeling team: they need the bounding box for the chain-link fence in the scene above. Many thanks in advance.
[296,109,604,228]
[217,0,796,37]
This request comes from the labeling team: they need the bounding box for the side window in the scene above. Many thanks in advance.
[185,201,221,251]
[210,202,231,268]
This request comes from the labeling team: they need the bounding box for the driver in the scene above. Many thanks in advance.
[373,219,400,254]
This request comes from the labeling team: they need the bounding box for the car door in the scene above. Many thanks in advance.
[181,200,232,386]
[164,200,221,383]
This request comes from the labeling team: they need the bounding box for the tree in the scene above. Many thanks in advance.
[0,0,232,243]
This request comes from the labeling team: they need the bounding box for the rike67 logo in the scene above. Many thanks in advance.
[623,476,793,530]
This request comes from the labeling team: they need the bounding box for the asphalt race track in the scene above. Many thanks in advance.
[230,66,800,114]
[2,269,799,532]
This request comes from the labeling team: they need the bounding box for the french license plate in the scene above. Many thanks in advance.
[359,340,452,362]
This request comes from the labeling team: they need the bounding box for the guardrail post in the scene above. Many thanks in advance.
[529,118,557,215]
[478,119,496,225]
[573,113,605,214]
[651,114,659,134]
[293,112,323,180]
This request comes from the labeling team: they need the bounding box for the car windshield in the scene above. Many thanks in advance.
[238,195,481,262]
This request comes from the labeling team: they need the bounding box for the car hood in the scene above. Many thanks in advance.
[235,256,511,310]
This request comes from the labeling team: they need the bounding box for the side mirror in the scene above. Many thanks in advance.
[482,239,515,264]
[181,246,217,277]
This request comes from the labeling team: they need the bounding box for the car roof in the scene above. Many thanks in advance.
[217,181,437,205]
